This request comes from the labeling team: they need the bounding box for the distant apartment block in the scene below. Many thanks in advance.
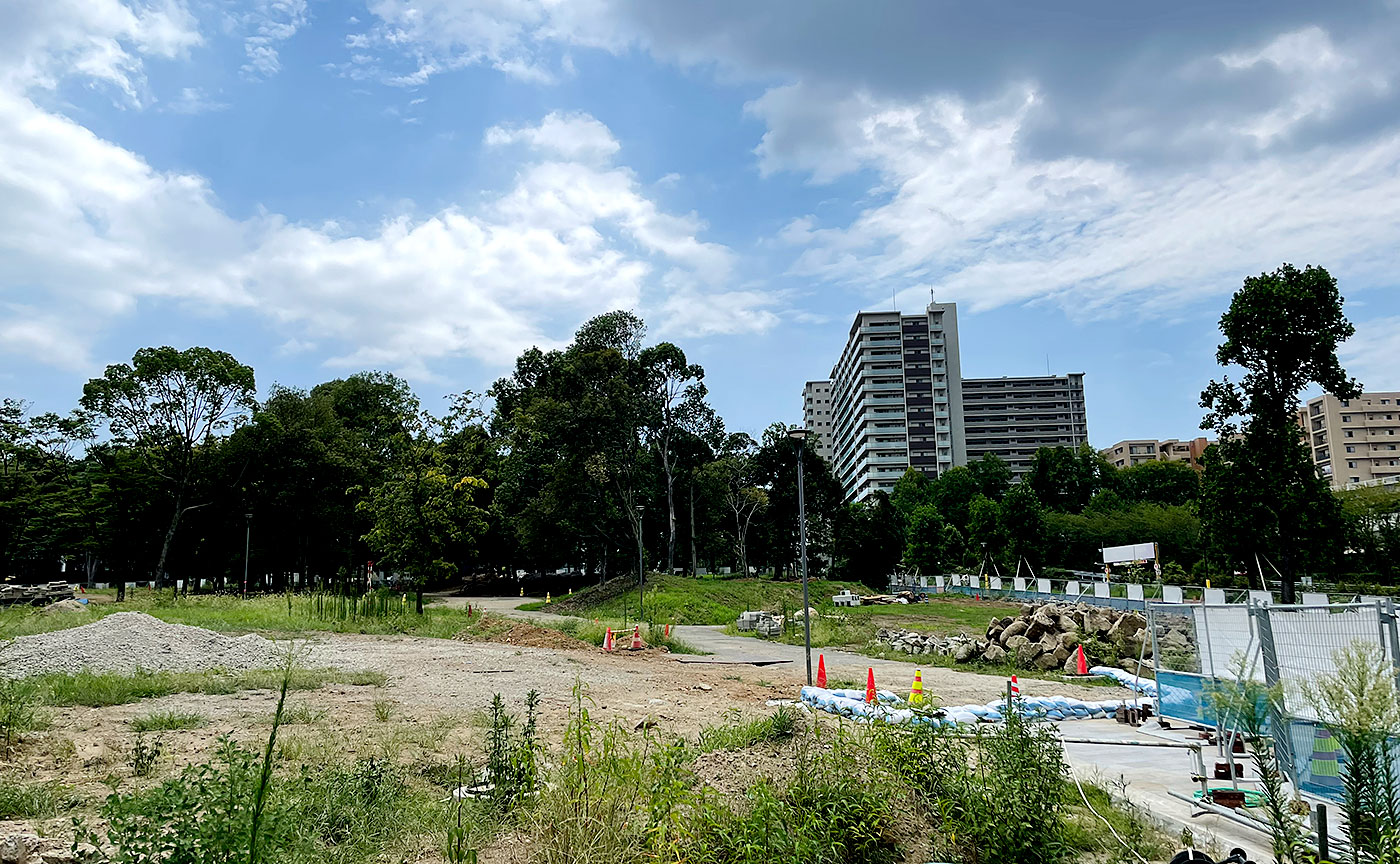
[802,379,835,463]
[1101,437,1215,470]
[1300,391,1400,489]
[805,299,1086,501]
[963,374,1088,478]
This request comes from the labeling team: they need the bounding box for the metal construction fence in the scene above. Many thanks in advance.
[891,570,1394,613]
[1147,599,1400,802]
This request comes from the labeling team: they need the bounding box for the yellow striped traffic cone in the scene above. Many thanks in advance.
[910,669,925,706]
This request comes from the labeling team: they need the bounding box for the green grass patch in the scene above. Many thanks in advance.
[129,710,208,732]
[544,571,871,626]
[696,706,800,752]
[0,593,484,642]
[0,778,78,820]
[33,667,385,708]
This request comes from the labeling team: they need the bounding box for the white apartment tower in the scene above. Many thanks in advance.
[805,299,1090,501]
[820,301,966,501]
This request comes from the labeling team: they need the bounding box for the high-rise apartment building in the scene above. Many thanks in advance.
[1101,437,1215,470]
[802,379,835,463]
[806,299,1087,500]
[821,302,965,501]
[1300,391,1400,489]
[962,374,1088,477]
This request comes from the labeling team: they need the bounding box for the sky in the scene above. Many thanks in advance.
[3,0,1399,447]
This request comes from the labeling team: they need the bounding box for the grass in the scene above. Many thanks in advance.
[0,778,78,820]
[33,667,385,708]
[696,706,800,752]
[543,571,871,626]
[129,710,208,732]
[543,617,703,654]
[0,592,477,642]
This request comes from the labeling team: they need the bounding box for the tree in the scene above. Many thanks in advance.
[639,342,716,574]
[1200,264,1360,601]
[968,453,1013,501]
[931,466,979,532]
[1026,444,1116,513]
[357,410,490,613]
[833,492,902,585]
[80,347,256,597]
[1119,460,1199,507]
[967,494,1008,572]
[1000,483,1047,571]
[904,504,955,576]
[704,434,766,577]
[753,423,842,579]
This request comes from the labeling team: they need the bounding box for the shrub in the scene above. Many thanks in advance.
[0,678,44,753]
[696,707,800,752]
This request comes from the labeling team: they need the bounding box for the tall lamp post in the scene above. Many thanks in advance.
[787,427,813,685]
[635,504,646,621]
[242,513,252,597]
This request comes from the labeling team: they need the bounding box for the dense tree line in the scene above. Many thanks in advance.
[3,266,1396,598]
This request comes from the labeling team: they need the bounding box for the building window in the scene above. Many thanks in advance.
[1348,460,1357,469]
[1341,399,1350,407]
[1346,431,1354,438]
[1347,446,1356,453]
[1343,415,1351,422]
[1351,476,1361,483]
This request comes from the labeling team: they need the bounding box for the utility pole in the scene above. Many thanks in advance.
[788,427,813,685]
[242,513,252,597]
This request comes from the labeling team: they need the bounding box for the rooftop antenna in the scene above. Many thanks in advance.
[893,287,897,311]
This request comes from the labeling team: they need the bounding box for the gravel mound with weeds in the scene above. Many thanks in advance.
[453,620,591,651]
[0,611,288,676]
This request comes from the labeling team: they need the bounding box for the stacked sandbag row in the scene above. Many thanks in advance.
[798,683,1153,727]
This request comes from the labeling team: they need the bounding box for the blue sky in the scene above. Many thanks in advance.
[3,0,1399,447]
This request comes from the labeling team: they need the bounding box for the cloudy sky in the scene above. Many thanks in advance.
[4,0,1399,446]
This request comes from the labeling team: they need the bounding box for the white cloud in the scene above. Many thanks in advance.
[0,91,748,375]
[0,0,201,104]
[1342,317,1400,392]
[757,81,1400,322]
[162,86,228,113]
[241,0,308,79]
[485,110,620,163]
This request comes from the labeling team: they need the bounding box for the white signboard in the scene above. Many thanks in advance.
[1013,577,1027,592]
[1102,542,1158,564]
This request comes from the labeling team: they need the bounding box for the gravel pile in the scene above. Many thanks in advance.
[0,612,288,677]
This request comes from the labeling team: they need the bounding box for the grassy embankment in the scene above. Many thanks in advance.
[521,571,871,625]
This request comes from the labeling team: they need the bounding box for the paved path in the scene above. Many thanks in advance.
[441,592,1269,857]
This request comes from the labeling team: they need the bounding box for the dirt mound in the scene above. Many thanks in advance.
[454,621,592,651]
[0,611,288,677]
[41,598,89,614]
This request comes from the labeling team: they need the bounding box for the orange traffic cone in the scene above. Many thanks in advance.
[630,625,643,650]
[1009,675,1020,697]
[816,654,827,688]
[910,669,925,706]
[865,667,877,704]
[603,627,614,651]
[1076,645,1088,675]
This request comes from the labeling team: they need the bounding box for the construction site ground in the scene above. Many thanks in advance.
[3,593,1266,861]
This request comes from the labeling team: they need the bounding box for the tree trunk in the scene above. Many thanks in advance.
[116,577,126,603]
[688,482,698,575]
[415,586,424,615]
[154,487,188,589]
[665,467,676,574]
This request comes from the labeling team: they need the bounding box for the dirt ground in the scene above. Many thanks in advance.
[1,618,1116,862]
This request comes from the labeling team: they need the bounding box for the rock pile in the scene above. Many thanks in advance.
[873,628,985,663]
[875,601,1170,674]
[0,612,288,677]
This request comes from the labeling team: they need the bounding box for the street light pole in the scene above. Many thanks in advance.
[243,513,252,597]
[788,428,813,686]
[636,504,646,622]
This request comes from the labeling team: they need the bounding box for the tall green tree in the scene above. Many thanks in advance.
[833,492,902,585]
[1000,483,1047,571]
[79,347,256,597]
[1026,444,1116,513]
[1119,460,1200,507]
[639,342,717,573]
[968,453,1013,501]
[357,410,490,613]
[1200,264,1360,600]
[703,433,766,576]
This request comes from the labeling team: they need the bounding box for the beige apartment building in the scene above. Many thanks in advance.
[802,379,836,464]
[1100,437,1215,470]
[1300,391,1400,489]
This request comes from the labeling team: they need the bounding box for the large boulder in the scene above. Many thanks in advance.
[1015,641,1042,666]
[1109,612,1146,643]
[953,641,978,663]
[1035,651,1062,670]
[1005,634,1031,653]
[999,620,1028,645]
[1025,610,1057,641]
[1057,631,1080,651]
[983,643,1007,664]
